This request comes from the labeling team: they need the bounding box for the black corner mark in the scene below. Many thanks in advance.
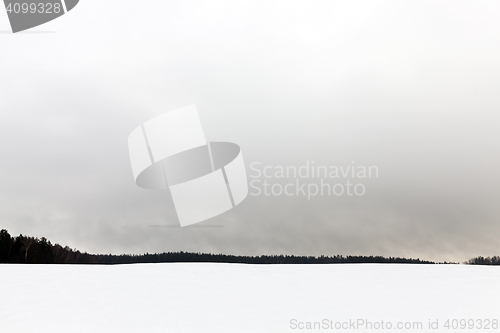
[3,0,79,33]
[64,0,77,11]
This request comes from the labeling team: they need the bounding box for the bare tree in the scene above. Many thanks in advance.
[21,237,34,263]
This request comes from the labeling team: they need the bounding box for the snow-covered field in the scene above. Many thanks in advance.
[0,263,499,332]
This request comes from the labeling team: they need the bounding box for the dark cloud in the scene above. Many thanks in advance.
[1,1,499,262]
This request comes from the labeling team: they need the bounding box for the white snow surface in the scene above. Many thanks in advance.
[0,263,499,332]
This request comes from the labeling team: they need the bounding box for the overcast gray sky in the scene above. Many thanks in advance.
[1,0,499,262]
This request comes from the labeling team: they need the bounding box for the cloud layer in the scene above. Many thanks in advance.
[1,0,499,262]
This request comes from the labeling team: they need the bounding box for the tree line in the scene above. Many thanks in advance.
[0,229,463,265]
[465,256,500,265]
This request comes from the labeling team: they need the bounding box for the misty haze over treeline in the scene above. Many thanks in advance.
[2,229,496,265]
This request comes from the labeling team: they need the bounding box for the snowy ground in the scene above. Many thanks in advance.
[0,263,499,332]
